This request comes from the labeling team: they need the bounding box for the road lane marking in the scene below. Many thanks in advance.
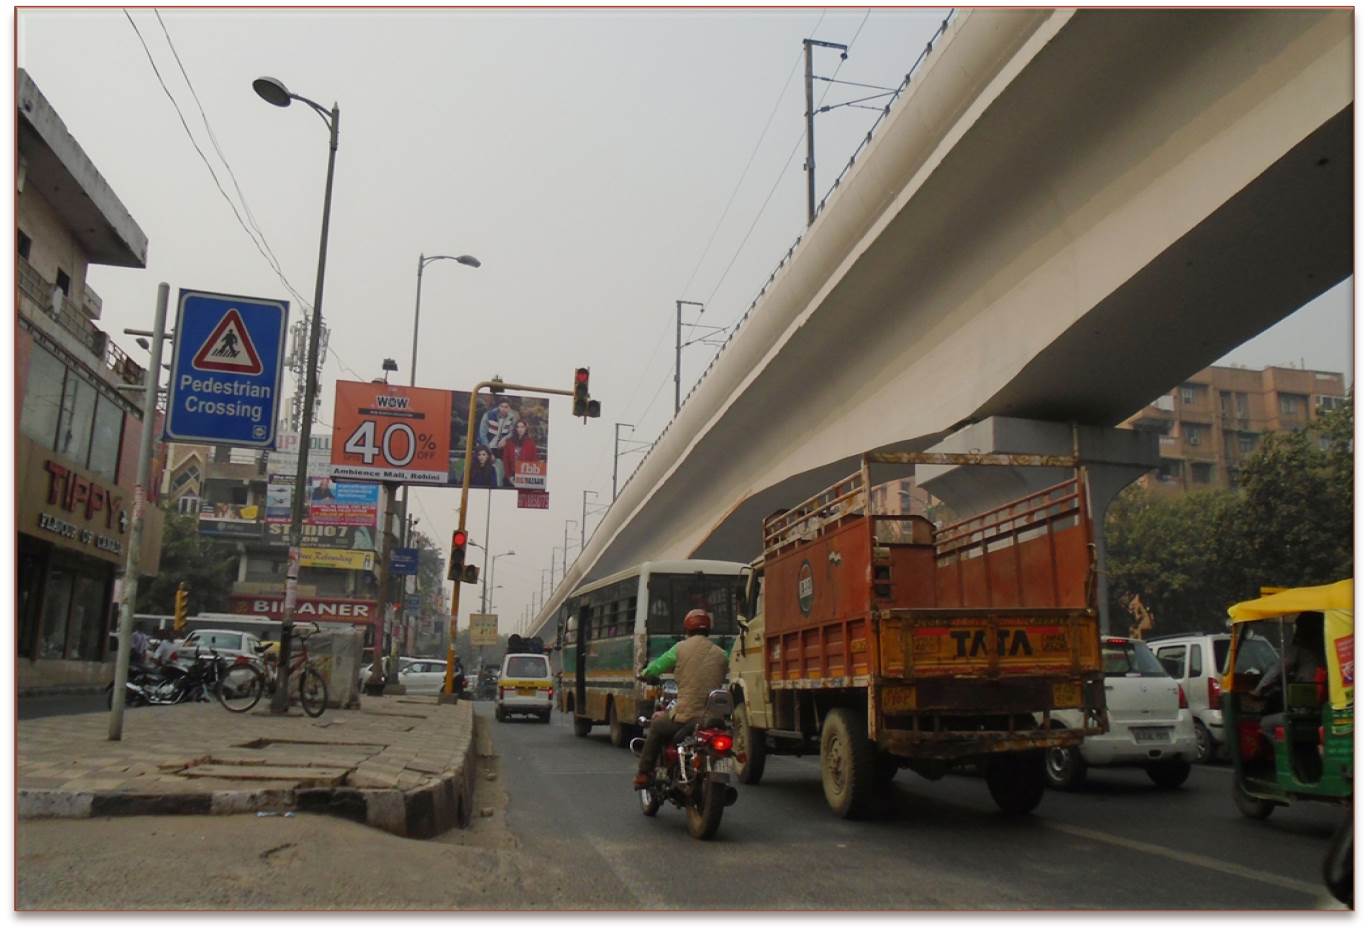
[1042,821,1328,898]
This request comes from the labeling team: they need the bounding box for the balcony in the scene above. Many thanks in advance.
[17,256,146,388]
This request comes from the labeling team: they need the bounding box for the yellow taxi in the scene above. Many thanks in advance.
[496,652,553,724]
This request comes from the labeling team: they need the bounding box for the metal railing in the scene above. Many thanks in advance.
[17,256,146,388]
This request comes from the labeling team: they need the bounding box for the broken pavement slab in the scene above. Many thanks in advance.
[17,696,477,839]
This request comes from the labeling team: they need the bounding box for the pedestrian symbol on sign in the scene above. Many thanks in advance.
[191,307,264,375]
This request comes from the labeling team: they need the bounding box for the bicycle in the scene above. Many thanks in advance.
[217,622,329,717]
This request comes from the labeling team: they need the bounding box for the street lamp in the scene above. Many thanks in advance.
[253,75,340,716]
[488,550,515,615]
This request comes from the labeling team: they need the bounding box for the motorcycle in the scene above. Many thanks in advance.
[629,678,740,840]
[106,648,233,708]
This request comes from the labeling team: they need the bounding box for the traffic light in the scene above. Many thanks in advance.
[174,582,189,631]
[572,367,600,418]
[448,529,468,582]
[461,565,480,585]
[573,368,589,416]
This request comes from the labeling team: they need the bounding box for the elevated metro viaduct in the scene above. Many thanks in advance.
[530,8,1352,642]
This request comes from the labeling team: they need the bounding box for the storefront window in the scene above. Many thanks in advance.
[88,394,124,483]
[21,343,66,449]
[38,565,74,659]
[56,369,97,466]
[66,574,108,661]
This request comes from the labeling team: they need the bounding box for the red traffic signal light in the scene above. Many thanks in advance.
[573,367,599,418]
[448,529,469,581]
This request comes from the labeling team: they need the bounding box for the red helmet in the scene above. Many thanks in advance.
[683,609,713,635]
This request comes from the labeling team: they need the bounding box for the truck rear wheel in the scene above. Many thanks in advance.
[986,750,1046,816]
[820,708,875,819]
[734,704,767,785]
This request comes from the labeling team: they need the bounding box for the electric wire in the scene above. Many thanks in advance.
[124,10,315,315]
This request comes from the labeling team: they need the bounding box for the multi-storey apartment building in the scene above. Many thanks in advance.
[1123,364,1347,492]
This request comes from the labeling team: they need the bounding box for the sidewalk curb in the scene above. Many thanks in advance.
[18,703,478,839]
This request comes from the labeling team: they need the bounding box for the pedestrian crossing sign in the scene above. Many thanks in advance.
[191,306,264,375]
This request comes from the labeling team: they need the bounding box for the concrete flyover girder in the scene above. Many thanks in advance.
[534,9,1352,640]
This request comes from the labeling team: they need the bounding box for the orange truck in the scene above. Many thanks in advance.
[728,451,1105,818]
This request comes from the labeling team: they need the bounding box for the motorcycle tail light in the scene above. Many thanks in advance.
[1177,685,1188,709]
[710,734,733,754]
[1207,676,1221,710]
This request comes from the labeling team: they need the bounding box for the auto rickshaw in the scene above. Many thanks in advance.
[1224,579,1352,820]
[1225,580,1353,906]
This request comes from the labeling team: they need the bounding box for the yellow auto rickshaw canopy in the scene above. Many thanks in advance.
[1227,579,1353,622]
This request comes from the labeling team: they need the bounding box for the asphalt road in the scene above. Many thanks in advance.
[17,702,1346,910]
[496,705,1344,910]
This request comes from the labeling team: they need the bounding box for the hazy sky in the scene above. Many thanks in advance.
[15,7,1354,635]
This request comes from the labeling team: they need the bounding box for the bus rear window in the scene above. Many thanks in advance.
[646,573,739,636]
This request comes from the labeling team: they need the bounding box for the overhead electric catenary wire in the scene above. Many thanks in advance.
[122,10,314,314]
[151,9,298,300]
[608,7,830,454]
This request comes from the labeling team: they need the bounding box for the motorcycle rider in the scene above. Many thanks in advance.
[634,608,728,790]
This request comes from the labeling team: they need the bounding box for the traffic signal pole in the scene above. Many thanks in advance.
[442,375,593,698]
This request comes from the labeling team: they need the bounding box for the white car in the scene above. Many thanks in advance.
[1045,636,1198,790]
[397,659,456,695]
[174,629,264,663]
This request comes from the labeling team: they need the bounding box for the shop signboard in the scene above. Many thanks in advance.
[228,595,377,623]
[264,521,377,551]
[299,547,375,571]
[266,474,380,526]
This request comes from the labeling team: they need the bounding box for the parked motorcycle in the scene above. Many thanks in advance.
[106,649,235,708]
[630,680,739,840]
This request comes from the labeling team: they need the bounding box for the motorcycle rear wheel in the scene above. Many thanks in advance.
[686,780,726,840]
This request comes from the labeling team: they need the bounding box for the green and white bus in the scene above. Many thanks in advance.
[554,560,746,746]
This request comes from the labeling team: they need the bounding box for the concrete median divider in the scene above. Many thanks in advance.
[18,696,477,839]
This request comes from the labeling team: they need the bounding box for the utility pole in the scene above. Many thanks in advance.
[581,490,596,548]
[479,490,493,613]
[563,521,577,579]
[108,283,169,741]
[613,423,634,501]
[802,38,848,226]
[675,300,704,414]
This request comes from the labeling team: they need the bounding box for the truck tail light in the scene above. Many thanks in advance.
[1177,685,1188,709]
[1207,676,1221,710]
[498,686,505,700]
[546,687,554,700]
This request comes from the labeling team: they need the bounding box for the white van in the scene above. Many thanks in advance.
[496,653,553,723]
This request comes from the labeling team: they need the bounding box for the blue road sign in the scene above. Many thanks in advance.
[391,547,419,576]
[165,289,288,447]
[405,594,421,613]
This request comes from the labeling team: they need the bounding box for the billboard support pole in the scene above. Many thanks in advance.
[375,480,403,693]
[443,377,578,700]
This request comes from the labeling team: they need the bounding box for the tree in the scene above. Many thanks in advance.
[1106,395,1353,635]
[1235,393,1352,587]
[136,506,239,617]
[1105,485,1247,635]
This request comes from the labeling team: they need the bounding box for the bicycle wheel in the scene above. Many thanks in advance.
[218,665,265,713]
[298,665,328,718]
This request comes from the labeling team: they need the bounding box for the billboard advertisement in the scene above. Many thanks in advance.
[300,547,375,571]
[198,502,264,540]
[266,475,380,526]
[330,382,550,489]
[264,521,377,551]
[330,382,452,484]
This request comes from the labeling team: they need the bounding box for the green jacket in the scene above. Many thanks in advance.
[642,636,733,679]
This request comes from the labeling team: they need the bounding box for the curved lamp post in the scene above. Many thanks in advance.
[253,75,340,715]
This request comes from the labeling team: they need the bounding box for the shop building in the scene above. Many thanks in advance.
[16,69,162,693]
